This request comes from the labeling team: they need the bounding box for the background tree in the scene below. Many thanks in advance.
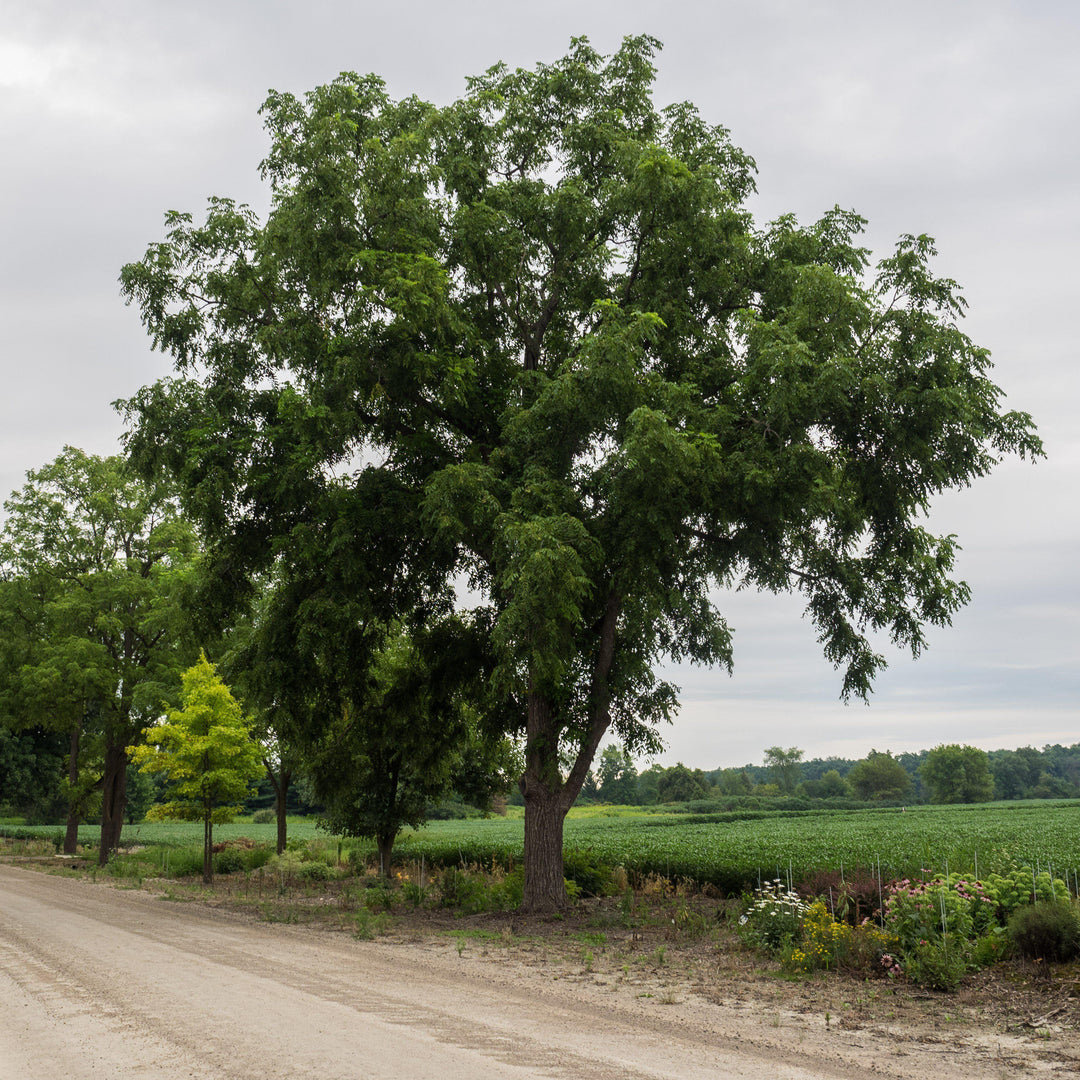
[0,448,199,860]
[656,762,709,803]
[594,745,639,804]
[0,725,67,823]
[120,37,1040,910]
[919,744,995,804]
[989,747,1043,800]
[302,617,513,875]
[763,746,804,795]
[130,653,262,884]
[847,749,912,802]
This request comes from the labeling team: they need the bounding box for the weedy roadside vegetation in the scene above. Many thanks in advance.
[6,803,1080,1002]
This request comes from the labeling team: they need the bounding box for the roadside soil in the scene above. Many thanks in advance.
[2,857,1079,1079]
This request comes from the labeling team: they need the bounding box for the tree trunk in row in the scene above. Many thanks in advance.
[97,743,128,865]
[64,727,81,855]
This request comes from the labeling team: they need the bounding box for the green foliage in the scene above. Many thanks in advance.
[0,448,199,857]
[1008,901,1080,962]
[131,653,262,881]
[738,881,809,953]
[213,848,246,874]
[304,618,515,872]
[0,725,67,822]
[982,867,1070,916]
[132,654,261,821]
[920,744,995,804]
[904,936,971,991]
[847,750,912,802]
[764,748,804,795]
[882,877,976,953]
[655,763,708,804]
[252,809,275,824]
[560,851,616,897]
[119,35,1039,911]
[594,745,639,805]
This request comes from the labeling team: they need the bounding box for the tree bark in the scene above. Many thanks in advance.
[376,831,395,878]
[521,783,570,912]
[519,590,621,913]
[264,761,292,856]
[97,742,128,865]
[519,688,572,912]
[64,727,80,855]
[203,810,214,886]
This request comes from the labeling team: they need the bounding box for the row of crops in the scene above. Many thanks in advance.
[399,801,1080,892]
[6,801,1079,893]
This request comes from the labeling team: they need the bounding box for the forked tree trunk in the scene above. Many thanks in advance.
[519,591,621,914]
[98,743,128,865]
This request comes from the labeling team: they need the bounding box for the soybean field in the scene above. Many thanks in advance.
[5,801,1078,892]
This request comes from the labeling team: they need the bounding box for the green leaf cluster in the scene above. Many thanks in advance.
[131,652,262,823]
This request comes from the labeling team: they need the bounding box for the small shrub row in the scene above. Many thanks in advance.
[738,866,1080,991]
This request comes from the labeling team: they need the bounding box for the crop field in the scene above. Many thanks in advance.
[395,801,1080,891]
[7,800,1078,892]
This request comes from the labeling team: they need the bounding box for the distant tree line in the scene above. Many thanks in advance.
[565,741,1080,808]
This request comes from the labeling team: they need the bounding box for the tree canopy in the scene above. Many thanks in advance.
[120,36,1040,910]
[131,652,262,883]
[0,448,199,858]
[847,749,912,802]
[920,744,995,804]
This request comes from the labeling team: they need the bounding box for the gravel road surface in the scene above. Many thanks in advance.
[0,864,1065,1079]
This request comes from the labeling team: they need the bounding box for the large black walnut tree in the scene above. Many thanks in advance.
[120,37,1039,911]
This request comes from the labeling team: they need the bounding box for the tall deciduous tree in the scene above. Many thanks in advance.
[0,448,199,860]
[130,652,262,884]
[920,743,995,804]
[119,37,1040,910]
[763,747,804,795]
[847,749,912,802]
[305,617,513,875]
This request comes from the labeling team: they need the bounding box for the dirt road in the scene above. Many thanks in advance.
[0,864,1071,1079]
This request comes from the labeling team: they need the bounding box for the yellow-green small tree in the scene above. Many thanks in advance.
[131,653,261,883]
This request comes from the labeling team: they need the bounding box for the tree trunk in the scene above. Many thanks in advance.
[203,811,214,886]
[97,742,128,865]
[266,763,291,856]
[519,688,572,912]
[64,727,80,855]
[276,795,288,857]
[518,592,621,913]
[521,785,569,912]
[376,831,395,878]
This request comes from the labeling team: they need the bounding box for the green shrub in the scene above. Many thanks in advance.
[165,845,206,877]
[972,927,1011,967]
[738,881,809,953]
[246,846,274,871]
[562,850,615,897]
[299,860,332,881]
[1008,901,1080,962]
[252,809,275,824]
[905,935,970,991]
[883,878,974,952]
[214,848,246,874]
[438,866,493,913]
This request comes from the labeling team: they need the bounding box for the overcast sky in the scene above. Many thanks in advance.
[1,1,1076,769]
